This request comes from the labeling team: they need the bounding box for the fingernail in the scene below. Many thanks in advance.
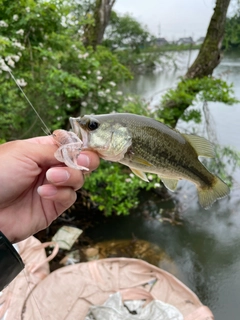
[46,168,70,183]
[78,153,90,168]
[37,185,57,197]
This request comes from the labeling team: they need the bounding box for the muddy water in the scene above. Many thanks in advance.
[87,51,240,319]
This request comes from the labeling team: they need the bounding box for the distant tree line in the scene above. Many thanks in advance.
[223,11,240,49]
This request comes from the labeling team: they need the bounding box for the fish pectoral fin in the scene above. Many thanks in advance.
[130,168,149,182]
[182,134,214,158]
[131,155,153,167]
[160,177,179,191]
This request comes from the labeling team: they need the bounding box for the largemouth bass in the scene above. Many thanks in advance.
[65,113,229,209]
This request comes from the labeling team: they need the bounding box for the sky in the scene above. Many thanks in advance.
[114,0,236,41]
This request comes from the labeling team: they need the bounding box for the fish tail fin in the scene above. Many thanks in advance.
[198,176,230,209]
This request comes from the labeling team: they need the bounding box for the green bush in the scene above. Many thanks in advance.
[158,77,237,126]
[84,161,161,216]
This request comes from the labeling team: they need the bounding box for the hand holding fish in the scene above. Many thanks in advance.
[0,136,99,243]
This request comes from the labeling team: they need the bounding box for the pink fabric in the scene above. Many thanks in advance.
[0,237,58,320]
[22,258,214,320]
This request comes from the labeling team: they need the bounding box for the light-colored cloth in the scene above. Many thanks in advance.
[23,257,214,320]
[0,237,58,320]
[85,291,184,320]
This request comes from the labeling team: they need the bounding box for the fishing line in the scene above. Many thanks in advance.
[8,70,52,136]
[5,69,49,319]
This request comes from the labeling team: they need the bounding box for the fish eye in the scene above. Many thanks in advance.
[88,120,99,131]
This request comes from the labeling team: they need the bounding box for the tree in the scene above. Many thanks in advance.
[103,11,161,73]
[0,0,131,141]
[103,11,151,51]
[83,0,116,49]
[158,0,232,127]
[186,0,231,79]
[223,12,240,49]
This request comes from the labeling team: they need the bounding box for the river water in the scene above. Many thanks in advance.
[87,51,240,319]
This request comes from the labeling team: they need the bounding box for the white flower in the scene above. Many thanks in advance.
[57,63,61,69]
[66,104,71,109]
[26,7,30,13]
[129,173,134,178]
[148,175,153,181]
[109,81,116,87]
[12,40,25,50]
[98,91,105,97]
[79,52,89,59]
[12,55,20,62]
[125,178,131,183]
[81,101,87,107]
[39,42,43,47]
[42,57,47,61]
[93,105,98,110]
[16,29,24,36]
[154,183,160,188]
[105,89,110,93]
[82,75,86,80]
[7,58,15,68]
[55,105,59,109]
[97,76,103,81]
[87,70,91,74]
[16,78,27,87]
[116,91,122,95]
[13,15,19,21]
[0,58,11,72]
[0,21,8,27]
[96,70,101,75]
[57,116,62,121]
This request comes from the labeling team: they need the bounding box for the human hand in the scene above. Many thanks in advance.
[0,136,99,243]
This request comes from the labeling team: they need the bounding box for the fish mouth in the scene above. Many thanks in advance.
[69,117,89,148]
[69,117,81,136]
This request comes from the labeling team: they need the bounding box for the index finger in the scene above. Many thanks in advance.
[25,135,56,145]
[27,135,100,171]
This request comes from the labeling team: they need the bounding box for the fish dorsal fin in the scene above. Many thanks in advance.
[160,177,179,191]
[182,134,214,158]
[130,168,149,182]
